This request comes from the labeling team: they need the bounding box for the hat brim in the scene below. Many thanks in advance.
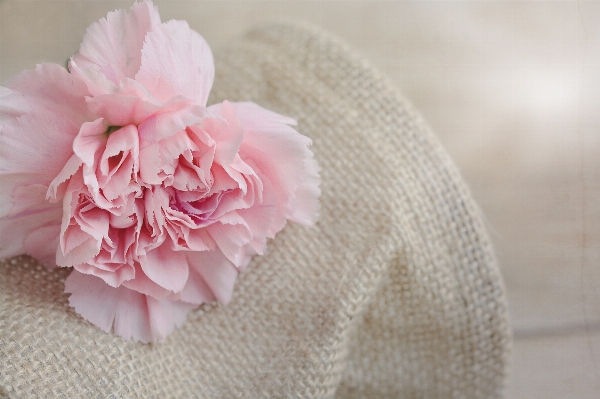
[0,23,510,398]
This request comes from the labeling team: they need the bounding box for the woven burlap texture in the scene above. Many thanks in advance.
[0,24,511,398]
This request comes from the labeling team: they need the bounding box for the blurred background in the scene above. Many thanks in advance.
[1,1,599,398]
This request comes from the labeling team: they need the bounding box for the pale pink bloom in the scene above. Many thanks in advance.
[0,1,319,342]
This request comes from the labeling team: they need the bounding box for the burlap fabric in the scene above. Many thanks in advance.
[0,24,511,398]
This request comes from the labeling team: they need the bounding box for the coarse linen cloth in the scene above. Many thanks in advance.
[0,24,511,398]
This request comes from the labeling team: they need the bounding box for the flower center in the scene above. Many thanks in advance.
[105,126,123,136]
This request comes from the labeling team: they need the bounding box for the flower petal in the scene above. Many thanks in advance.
[0,105,84,220]
[223,101,320,224]
[185,250,239,304]
[65,270,194,342]
[138,105,207,184]
[122,261,173,300]
[84,78,165,126]
[0,213,60,263]
[289,156,321,226]
[0,183,62,264]
[72,0,161,84]
[144,294,195,341]
[4,63,91,126]
[0,108,83,182]
[136,19,214,104]
[46,155,83,203]
[137,100,206,143]
[203,101,244,168]
[178,264,216,304]
[74,260,135,288]
[0,86,31,124]
[138,241,189,293]
[206,214,252,268]
[98,125,140,201]
[23,223,62,266]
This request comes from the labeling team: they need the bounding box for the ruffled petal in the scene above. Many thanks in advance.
[221,101,320,224]
[23,223,62,266]
[98,125,140,201]
[0,104,85,224]
[74,118,108,168]
[138,105,208,184]
[68,59,118,97]
[122,261,174,300]
[46,154,83,203]
[236,162,278,237]
[0,183,62,264]
[139,128,197,185]
[144,294,195,341]
[76,263,134,288]
[84,78,164,126]
[138,241,189,293]
[289,156,321,225]
[203,101,244,167]
[0,73,88,237]
[56,173,115,268]
[72,0,162,84]
[65,270,194,342]
[4,63,91,126]
[4,183,51,218]
[0,109,83,182]
[0,211,61,263]
[137,100,206,143]
[9,187,60,268]
[136,19,214,104]
[178,264,217,304]
[0,86,31,124]
[206,214,252,268]
[185,250,239,304]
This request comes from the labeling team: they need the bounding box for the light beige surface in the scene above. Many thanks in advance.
[1,1,599,398]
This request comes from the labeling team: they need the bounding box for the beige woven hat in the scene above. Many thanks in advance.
[0,24,511,398]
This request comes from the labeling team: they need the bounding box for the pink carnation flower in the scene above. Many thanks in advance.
[0,0,319,342]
